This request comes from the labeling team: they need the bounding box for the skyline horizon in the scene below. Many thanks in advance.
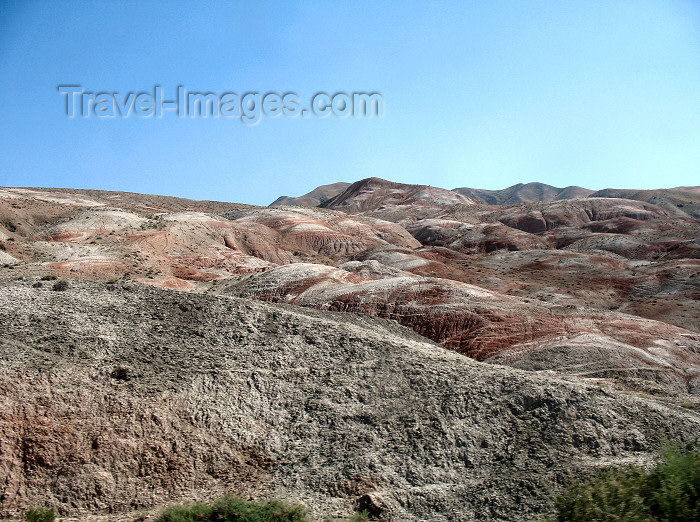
[1,2,699,206]
[3,174,697,207]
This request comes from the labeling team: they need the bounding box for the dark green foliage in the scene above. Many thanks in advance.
[52,280,69,291]
[552,445,699,521]
[157,501,212,522]
[645,445,699,521]
[553,467,652,521]
[155,496,310,522]
[25,506,56,522]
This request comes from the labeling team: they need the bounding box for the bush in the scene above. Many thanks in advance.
[155,496,310,522]
[52,280,69,291]
[553,467,652,521]
[41,274,58,280]
[25,506,56,522]
[646,445,699,521]
[552,444,699,521]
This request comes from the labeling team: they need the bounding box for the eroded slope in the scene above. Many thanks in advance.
[1,278,699,521]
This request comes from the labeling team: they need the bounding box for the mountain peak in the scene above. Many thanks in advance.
[320,177,478,212]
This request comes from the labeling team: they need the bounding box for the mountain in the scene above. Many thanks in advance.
[589,186,700,220]
[272,181,700,217]
[453,182,594,205]
[1,184,698,374]
[320,177,478,213]
[2,277,699,520]
[269,182,351,207]
[1,183,699,518]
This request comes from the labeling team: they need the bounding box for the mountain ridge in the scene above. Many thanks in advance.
[270,182,352,207]
[453,182,594,205]
[271,178,700,217]
[1,183,699,519]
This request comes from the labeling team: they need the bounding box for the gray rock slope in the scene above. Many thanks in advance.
[0,278,698,521]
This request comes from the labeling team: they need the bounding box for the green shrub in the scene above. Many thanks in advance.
[52,280,69,291]
[645,445,699,521]
[552,444,699,521]
[25,506,56,522]
[155,496,310,522]
[41,274,58,280]
[553,467,653,521]
[330,511,371,522]
[157,501,212,522]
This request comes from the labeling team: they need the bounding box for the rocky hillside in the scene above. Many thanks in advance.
[588,186,700,220]
[453,182,593,205]
[276,180,700,219]
[270,182,352,207]
[320,178,479,213]
[1,278,699,521]
[1,184,699,398]
[1,182,700,519]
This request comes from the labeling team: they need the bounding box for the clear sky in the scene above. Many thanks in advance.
[0,1,698,205]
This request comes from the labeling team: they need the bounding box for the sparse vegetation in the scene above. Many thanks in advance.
[41,274,58,280]
[52,280,69,291]
[550,444,699,521]
[154,496,310,522]
[25,506,56,522]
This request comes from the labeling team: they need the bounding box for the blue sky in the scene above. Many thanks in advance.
[0,1,698,205]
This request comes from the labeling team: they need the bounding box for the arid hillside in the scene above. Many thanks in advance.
[270,182,352,207]
[1,182,700,519]
[1,278,699,521]
[1,183,699,399]
[453,182,594,205]
[588,186,700,220]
